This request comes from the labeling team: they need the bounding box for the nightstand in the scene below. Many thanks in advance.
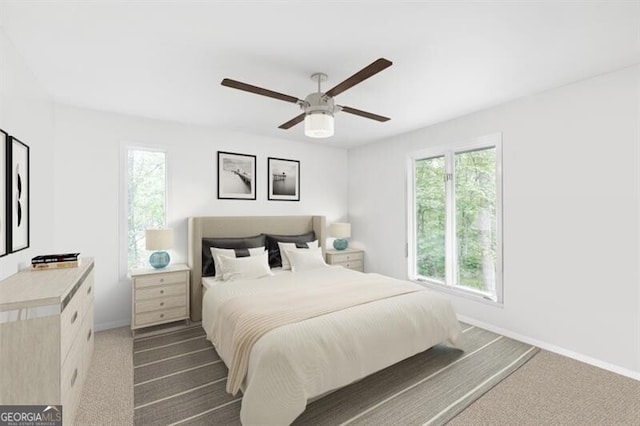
[130,263,190,334]
[325,248,364,272]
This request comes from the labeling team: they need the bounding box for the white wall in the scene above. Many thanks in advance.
[348,66,640,378]
[52,104,348,330]
[0,29,55,280]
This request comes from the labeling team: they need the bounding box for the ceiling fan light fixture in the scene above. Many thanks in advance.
[304,111,334,138]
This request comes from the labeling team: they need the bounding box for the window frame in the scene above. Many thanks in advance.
[407,132,503,305]
[119,143,169,278]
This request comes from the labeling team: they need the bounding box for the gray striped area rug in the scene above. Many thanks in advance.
[133,323,538,425]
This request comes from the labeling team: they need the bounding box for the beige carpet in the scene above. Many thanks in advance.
[77,325,640,425]
[448,350,640,425]
[76,326,133,426]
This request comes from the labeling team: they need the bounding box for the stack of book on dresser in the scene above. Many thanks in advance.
[31,252,80,270]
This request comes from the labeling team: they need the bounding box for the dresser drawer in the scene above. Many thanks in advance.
[60,275,91,365]
[61,304,93,424]
[79,304,95,391]
[135,295,187,314]
[136,283,187,300]
[135,306,188,327]
[80,270,95,317]
[329,252,364,264]
[134,271,187,289]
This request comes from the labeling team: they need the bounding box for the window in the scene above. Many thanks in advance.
[408,133,502,303]
[124,147,167,270]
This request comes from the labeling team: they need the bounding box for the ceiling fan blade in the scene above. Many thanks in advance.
[340,106,390,122]
[278,113,306,129]
[325,58,392,98]
[221,78,301,104]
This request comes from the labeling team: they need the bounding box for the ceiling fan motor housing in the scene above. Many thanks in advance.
[303,92,336,116]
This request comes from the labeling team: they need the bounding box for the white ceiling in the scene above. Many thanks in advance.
[1,1,638,148]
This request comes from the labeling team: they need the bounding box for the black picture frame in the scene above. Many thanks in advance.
[0,129,7,257]
[217,151,257,200]
[267,157,300,201]
[7,136,29,253]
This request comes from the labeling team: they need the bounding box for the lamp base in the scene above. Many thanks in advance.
[149,251,170,269]
[333,239,348,250]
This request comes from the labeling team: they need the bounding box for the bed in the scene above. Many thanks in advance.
[187,215,463,425]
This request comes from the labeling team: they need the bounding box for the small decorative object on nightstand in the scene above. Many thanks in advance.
[325,247,364,272]
[145,228,174,269]
[330,222,351,250]
[130,263,190,335]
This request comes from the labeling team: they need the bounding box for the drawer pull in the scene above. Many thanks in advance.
[71,311,78,324]
[87,329,92,341]
[160,302,164,306]
[160,278,164,283]
[160,313,164,318]
[160,290,164,294]
[71,368,78,387]
[87,286,92,295]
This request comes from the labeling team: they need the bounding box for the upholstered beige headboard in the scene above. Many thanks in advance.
[187,215,326,321]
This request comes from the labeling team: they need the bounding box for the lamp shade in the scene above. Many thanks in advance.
[145,228,174,250]
[329,223,351,239]
[305,112,334,138]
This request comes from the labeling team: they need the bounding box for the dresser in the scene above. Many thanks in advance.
[0,258,95,425]
[325,248,365,272]
[130,264,190,334]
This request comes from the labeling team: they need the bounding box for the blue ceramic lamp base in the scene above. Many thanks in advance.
[149,251,170,269]
[333,239,349,250]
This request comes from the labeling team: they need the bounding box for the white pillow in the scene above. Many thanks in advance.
[285,247,327,272]
[211,246,265,280]
[217,251,273,281]
[277,240,319,270]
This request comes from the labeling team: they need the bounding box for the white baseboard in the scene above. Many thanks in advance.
[95,318,130,332]
[457,314,640,381]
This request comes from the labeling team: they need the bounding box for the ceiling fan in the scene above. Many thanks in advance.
[221,58,392,138]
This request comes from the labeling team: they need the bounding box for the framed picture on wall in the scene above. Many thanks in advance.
[217,151,257,200]
[0,129,7,257]
[268,157,300,201]
[8,136,29,253]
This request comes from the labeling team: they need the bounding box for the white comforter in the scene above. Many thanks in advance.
[202,266,463,426]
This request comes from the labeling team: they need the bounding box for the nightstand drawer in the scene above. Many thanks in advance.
[326,249,365,272]
[134,271,187,289]
[136,283,187,300]
[135,306,188,327]
[335,260,364,271]
[136,295,187,314]
[329,252,363,263]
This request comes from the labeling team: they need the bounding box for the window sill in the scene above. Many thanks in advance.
[412,278,503,308]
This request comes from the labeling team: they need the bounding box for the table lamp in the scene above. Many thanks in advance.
[330,222,351,250]
[145,228,174,269]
